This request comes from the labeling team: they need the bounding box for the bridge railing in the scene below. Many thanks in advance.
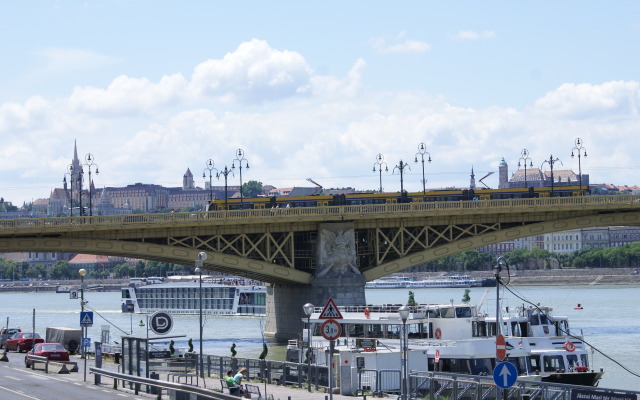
[1,194,639,233]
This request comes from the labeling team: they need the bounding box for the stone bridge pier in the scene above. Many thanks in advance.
[264,222,366,341]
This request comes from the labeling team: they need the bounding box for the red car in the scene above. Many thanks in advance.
[4,332,44,353]
[25,343,70,368]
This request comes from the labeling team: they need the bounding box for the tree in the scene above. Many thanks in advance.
[242,181,263,198]
[407,291,416,306]
[48,261,72,280]
[462,289,471,304]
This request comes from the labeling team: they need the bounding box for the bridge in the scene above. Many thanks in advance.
[2,194,640,339]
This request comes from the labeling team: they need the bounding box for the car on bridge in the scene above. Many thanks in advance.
[25,343,70,368]
[4,332,44,352]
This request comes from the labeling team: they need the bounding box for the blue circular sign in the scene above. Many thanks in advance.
[493,361,518,389]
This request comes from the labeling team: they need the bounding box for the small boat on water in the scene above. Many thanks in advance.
[287,300,603,390]
[121,278,267,316]
[365,274,485,289]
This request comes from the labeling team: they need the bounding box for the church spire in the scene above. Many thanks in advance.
[470,166,476,190]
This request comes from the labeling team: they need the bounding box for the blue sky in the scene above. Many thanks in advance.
[1,1,639,205]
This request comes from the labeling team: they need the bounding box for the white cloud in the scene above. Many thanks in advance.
[69,74,188,116]
[370,32,431,54]
[450,30,497,40]
[534,81,640,119]
[190,39,313,103]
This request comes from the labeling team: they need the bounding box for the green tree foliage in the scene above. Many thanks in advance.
[462,289,471,304]
[48,261,72,280]
[407,291,416,306]
[242,181,263,198]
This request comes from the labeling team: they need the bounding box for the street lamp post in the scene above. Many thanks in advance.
[372,153,388,193]
[194,252,207,379]
[232,149,249,206]
[398,305,410,400]
[64,164,74,217]
[217,166,234,210]
[414,143,432,201]
[77,167,84,216]
[303,303,315,392]
[541,155,562,197]
[393,160,411,201]
[78,268,87,381]
[571,138,587,192]
[202,159,218,203]
[518,149,533,189]
[83,154,99,216]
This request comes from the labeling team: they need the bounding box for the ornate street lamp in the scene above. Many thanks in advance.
[303,303,315,392]
[217,166,234,210]
[571,138,587,192]
[398,305,411,400]
[393,160,411,201]
[63,164,74,217]
[518,149,533,189]
[202,159,218,203]
[77,167,84,216]
[372,153,388,193]
[232,149,249,206]
[83,153,99,216]
[195,251,207,379]
[414,143,432,201]
[541,155,562,197]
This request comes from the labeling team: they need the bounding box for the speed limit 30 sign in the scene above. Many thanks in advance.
[321,319,342,341]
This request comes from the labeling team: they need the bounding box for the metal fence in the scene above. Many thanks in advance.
[408,370,640,400]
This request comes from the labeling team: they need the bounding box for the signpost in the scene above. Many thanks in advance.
[496,333,506,361]
[493,361,517,389]
[320,298,343,400]
[149,311,173,335]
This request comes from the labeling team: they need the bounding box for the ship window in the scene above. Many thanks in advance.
[542,355,565,372]
[580,354,589,368]
[472,321,487,337]
[567,354,579,369]
[440,307,455,318]
[469,358,494,375]
[455,307,472,318]
[529,355,541,373]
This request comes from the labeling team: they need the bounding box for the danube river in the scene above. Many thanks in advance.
[1,285,638,391]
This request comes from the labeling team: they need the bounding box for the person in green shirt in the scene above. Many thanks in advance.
[225,370,242,396]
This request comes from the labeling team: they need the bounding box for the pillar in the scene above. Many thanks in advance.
[264,222,366,341]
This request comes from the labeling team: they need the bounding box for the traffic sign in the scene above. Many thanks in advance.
[321,319,342,341]
[149,311,173,335]
[82,337,91,348]
[69,290,78,299]
[496,333,506,361]
[80,311,94,327]
[319,298,343,319]
[493,361,518,389]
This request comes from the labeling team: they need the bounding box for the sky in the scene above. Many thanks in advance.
[1,1,639,205]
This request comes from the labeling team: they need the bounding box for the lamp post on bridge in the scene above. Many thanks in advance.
[541,155,562,197]
[83,153,99,216]
[571,138,587,192]
[203,159,218,203]
[217,165,234,210]
[77,167,84,216]
[393,160,411,201]
[414,143,431,201]
[232,149,249,207]
[518,149,533,189]
[63,164,74,217]
[372,153,388,193]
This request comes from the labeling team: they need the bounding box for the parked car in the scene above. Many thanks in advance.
[0,328,21,349]
[25,343,70,368]
[4,332,44,353]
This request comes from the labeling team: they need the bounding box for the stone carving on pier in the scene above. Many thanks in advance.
[316,224,360,277]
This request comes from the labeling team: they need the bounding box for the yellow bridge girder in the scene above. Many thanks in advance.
[1,195,639,284]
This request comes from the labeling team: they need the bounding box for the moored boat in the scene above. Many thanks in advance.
[121,279,266,316]
[287,300,602,389]
[365,274,485,289]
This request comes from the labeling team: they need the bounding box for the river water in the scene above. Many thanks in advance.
[1,285,638,391]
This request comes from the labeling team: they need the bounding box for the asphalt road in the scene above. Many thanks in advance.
[0,351,152,400]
